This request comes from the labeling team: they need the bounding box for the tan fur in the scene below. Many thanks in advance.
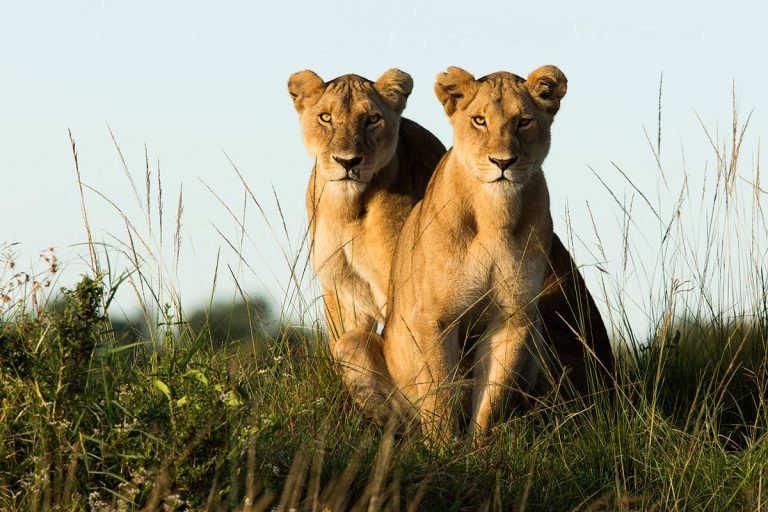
[340,65,614,445]
[287,70,445,420]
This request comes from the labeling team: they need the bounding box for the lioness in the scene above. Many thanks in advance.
[287,69,445,414]
[343,65,614,443]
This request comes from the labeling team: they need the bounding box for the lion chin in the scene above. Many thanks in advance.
[331,177,368,196]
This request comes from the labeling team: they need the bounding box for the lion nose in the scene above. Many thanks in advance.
[333,155,363,171]
[488,155,518,171]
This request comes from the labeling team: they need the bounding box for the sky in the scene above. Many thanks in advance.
[1,1,766,335]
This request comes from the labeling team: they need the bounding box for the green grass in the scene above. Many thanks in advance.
[1,277,766,510]
[0,95,766,510]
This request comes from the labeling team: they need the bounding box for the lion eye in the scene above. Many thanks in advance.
[472,116,486,127]
[367,114,382,124]
[519,117,533,128]
[319,113,332,123]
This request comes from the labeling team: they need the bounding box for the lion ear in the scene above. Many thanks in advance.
[434,67,477,117]
[526,65,567,115]
[287,70,326,113]
[374,69,413,114]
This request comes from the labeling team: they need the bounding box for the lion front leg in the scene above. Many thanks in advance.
[384,318,461,447]
[469,311,545,440]
[324,291,400,424]
[333,327,402,425]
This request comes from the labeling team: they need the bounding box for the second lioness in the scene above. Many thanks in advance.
[287,69,445,408]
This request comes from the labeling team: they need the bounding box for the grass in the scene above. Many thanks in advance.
[0,94,766,510]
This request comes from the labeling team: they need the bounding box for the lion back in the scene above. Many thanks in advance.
[394,118,446,200]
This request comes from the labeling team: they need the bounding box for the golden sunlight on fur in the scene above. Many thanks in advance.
[337,65,614,445]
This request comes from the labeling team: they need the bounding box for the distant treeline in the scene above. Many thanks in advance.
[108,296,311,351]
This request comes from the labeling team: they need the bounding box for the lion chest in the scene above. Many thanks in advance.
[311,216,388,315]
[464,232,547,315]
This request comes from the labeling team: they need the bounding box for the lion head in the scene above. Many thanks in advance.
[288,69,414,195]
[434,65,567,192]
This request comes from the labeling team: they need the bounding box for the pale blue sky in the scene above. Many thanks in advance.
[2,1,766,332]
